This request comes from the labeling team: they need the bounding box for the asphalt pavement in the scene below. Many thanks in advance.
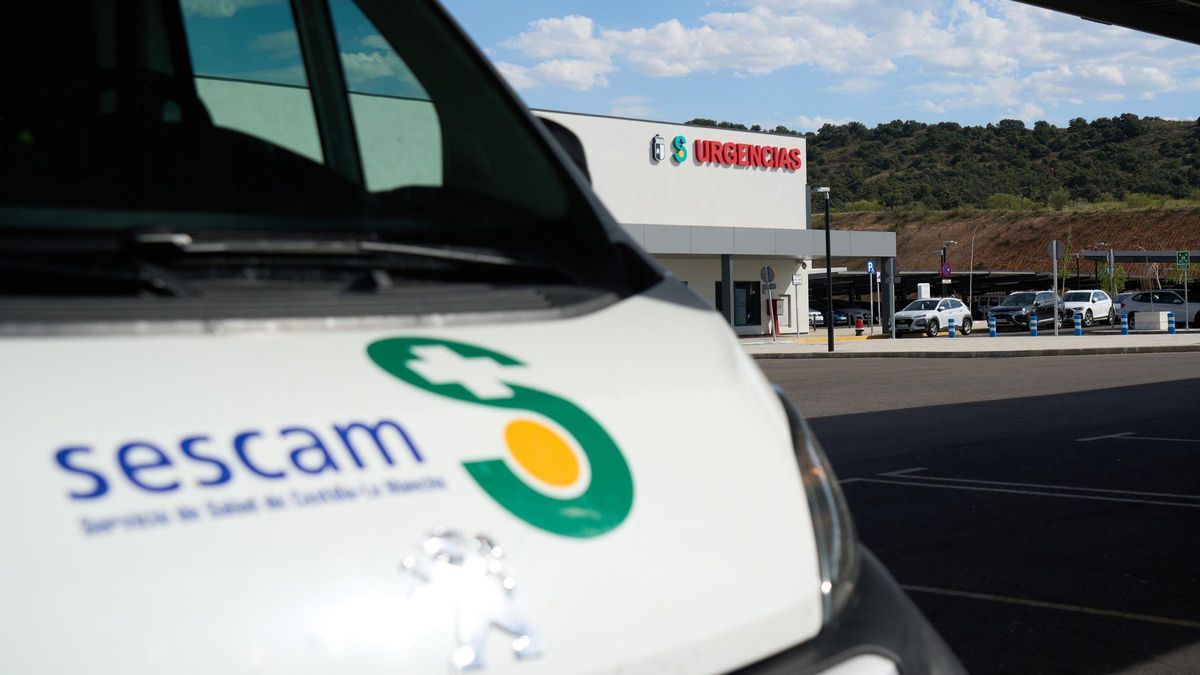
[761,353,1200,675]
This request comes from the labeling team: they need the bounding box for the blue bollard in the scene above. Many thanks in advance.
[1029,315,1038,337]
[948,317,956,338]
[988,315,997,337]
[1120,313,1129,335]
[1168,311,1176,334]
[1074,311,1083,336]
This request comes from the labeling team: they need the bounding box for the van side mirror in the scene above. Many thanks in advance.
[537,117,590,184]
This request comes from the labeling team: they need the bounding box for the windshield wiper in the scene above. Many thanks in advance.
[131,232,550,270]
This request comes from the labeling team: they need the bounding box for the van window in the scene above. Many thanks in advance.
[183,1,323,163]
[329,0,442,192]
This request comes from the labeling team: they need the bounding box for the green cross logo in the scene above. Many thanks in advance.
[367,337,634,538]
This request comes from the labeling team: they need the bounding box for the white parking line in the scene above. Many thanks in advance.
[874,473,1200,501]
[849,478,1200,509]
[900,585,1200,629]
[1076,432,1200,444]
[881,466,927,476]
[1076,432,1134,442]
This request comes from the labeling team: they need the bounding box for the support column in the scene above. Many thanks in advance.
[720,254,735,327]
[882,257,897,337]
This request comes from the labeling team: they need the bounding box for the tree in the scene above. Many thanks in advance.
[1170,263,1199,287]
[1099,264,1129,295]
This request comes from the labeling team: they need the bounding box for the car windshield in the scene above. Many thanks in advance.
[903,300,939,311]
[0,0,632,292]
[1001,293,1037,306]
[1063,292,1092,302]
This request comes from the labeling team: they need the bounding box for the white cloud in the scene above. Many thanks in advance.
[608,95,655,118]
[487,0,1199,119]
[793,115,853,131]
[181,0,279,18]
[249,30,298,60]
[361,34,391,51]
[495,61,541,90]
[532,59,616,90]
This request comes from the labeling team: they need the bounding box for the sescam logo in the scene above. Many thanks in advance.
[670,135,688,163]
[367,337,634,538]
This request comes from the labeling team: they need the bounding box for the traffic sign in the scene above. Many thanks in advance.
[866,260,876,275]
[1046,239,1065,259]
[760,266,775,283]
[875,271,881,283]
[1178,250,1191,267]
[940,263,952,278]
[792,274,804,287]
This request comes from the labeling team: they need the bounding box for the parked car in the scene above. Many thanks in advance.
[1119,289,1198,328]
[811,303,849,326]
[832,299,878,325]
[988,291,1064,330]
[971,295,1005,320]
[894,297,973,336]
[1112,292,1136,313]
[1061,290,1116,326]
[808,308,825,327]
[0,1,964,674]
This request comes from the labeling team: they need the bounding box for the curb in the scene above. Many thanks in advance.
[749,344,1200,359]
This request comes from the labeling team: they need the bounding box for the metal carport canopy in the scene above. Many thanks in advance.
[1080,250,1200,263]
[1013,0,1200,46]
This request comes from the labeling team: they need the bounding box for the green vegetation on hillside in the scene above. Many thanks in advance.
[685,115,1200,211]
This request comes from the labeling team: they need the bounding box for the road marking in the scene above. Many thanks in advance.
[1126,435,1200,444]
[1076,432,1200,444]
[880,467,927,476]
[900,585,1200,629]
[873,473,1200,501]
[1076,432,1134,442]
[848,478,1200,509]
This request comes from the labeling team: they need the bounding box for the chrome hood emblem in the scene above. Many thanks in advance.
[402,529,546,672]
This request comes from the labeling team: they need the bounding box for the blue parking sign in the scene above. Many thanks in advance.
[866,260,875,275]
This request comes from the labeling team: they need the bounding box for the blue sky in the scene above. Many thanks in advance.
[439,0,1200,130]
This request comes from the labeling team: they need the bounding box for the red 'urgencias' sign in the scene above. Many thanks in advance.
[693,140,803,171]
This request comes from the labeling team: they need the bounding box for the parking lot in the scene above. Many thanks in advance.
[763,353,1200,674]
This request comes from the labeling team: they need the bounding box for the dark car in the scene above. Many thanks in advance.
[988,291,1065,330]
[811,303,849,326]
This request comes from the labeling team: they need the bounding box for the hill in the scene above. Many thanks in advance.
[685,115,1200,211]
[832,207,1200,283]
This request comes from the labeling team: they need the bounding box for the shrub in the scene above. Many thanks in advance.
[1047,188,1071,211]
[985,193,1037,210]
[843,199,885,212]
[1124,193,1168,209]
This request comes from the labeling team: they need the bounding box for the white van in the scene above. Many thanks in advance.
[0,2,962,674]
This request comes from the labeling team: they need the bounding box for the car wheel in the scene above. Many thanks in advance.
[1083,309,1093,327]
[960,317,973,335]
[1054,314,1062,329]
[1128,312,1136,330]
[926,318,939,337]
[1108,308,1117,324]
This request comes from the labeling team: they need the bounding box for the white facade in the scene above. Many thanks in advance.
[537,110,812,335]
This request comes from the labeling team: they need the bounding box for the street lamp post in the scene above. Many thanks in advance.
[815,187,834,353]
[969,224,979,317]
[1089,242,1107,286]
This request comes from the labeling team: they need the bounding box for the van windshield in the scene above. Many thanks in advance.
[0,1,634,292]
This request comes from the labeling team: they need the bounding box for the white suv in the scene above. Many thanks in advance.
[894,297,973,336]
[1061,290,1115,327]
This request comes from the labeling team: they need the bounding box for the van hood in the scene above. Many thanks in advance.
[0,281,823,675]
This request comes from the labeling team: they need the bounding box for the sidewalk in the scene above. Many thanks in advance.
[742,327,1200,359]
